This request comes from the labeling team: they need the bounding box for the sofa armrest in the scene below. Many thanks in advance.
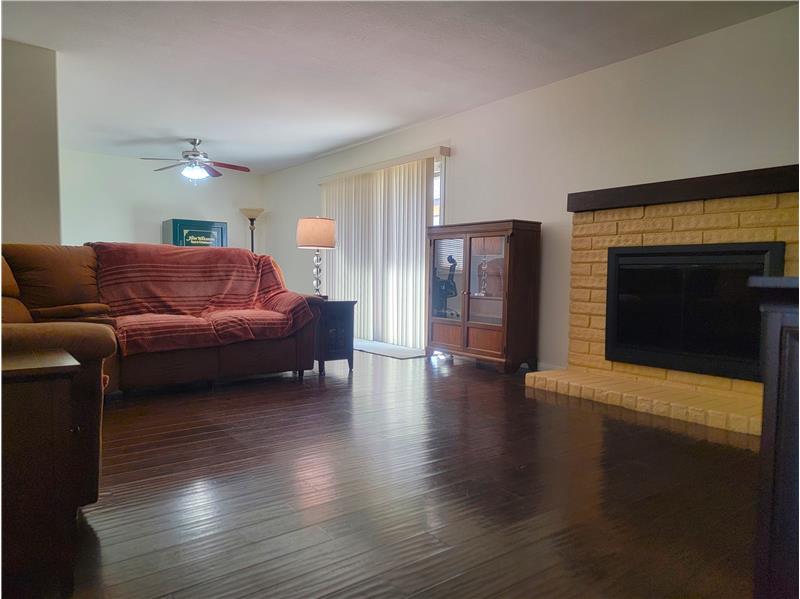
[262,289,319,317]
[296,293,326,308]
[3,322,117,363]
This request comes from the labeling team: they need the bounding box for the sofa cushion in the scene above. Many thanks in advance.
[2,256,20,298]
[89,242,273,316]
[3,244,99,309]
[204,309,294,344]
[2,297,33,323]
[114,313,219,356]
[2,255,32,322]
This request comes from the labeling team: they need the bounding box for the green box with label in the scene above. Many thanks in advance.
[162,219,228,247]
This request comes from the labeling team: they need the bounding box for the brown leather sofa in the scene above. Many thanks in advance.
[2,244,321,393]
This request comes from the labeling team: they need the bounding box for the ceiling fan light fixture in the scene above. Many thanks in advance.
[143,139,250,180]
[181,163,209,181]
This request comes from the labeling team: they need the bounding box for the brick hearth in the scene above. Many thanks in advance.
[526,190,798,435]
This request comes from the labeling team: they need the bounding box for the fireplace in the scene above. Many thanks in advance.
[526,166,797,434]
[605,242,785,381]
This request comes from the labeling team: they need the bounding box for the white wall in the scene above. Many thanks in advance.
[261,7,798,370]
[2,40,61,243]
[60,149,266,250]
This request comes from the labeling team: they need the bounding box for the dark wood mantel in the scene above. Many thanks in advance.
[567,164,798,213]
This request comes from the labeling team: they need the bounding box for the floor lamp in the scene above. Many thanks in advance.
[296,216,336,296]
[240,208,264,252]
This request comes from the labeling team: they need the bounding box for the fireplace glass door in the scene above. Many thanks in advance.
[606,242,785,381]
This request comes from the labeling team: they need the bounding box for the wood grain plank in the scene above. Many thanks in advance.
[74,352,759,598]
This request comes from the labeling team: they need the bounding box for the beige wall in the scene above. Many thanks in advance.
[261,7,798,369]
[59,149,266,250]
[2,40,61,243]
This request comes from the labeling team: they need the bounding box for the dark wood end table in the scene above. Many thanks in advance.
[2,349,82,597]
[315,299,357,375]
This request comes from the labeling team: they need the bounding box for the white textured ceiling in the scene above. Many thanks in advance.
[2,1,790,173]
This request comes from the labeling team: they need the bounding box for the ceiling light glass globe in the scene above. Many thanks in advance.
[181,164,209,180]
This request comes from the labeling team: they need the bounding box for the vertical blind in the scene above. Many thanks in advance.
[322,159,428,349]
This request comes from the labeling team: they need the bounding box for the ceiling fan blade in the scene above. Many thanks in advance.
[208,161,251,173]
[141,157,182,161]
[202,164,223,178]
[154,162,186,172]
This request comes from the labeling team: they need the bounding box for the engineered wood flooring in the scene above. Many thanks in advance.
[73,353,759,598]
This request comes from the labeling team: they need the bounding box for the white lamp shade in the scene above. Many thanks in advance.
[240,207,264,220]
[297,217,336,249]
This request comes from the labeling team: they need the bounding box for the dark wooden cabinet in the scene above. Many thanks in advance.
[750,277,799,599]
[427,220,541,373]
[315,300,356,374]
[2,349,82,597]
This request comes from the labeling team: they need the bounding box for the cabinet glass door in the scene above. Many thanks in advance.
[430,238,465,321]
[468,236,505,325]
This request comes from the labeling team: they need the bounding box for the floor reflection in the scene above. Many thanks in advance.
[75,353,758,598]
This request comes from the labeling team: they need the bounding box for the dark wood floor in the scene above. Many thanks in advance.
[74,353,759,598]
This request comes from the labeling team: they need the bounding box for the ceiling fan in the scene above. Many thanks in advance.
[140,138,251,181]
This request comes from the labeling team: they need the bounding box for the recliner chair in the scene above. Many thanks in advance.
[2,256,116,505]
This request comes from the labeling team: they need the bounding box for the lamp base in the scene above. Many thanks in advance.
[248,218,256,253]
[312,249,323,296]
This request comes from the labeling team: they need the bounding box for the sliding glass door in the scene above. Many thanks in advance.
[322,158,433,349]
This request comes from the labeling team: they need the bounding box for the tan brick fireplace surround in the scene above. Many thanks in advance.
[526,171,798,437]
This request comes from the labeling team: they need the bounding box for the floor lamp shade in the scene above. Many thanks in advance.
[240,208,265,252]
[297,217,336,295]
[296,217,336,249]
[240,208,264,221]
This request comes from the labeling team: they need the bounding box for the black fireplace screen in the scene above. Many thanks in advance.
[605,242,785,381]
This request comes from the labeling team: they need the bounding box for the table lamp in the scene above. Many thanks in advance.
[240,208,264,252]
[296,217,336,295]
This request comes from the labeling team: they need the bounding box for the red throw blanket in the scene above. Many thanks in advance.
[89,243,313,356]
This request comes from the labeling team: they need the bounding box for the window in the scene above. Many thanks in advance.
[431,157,444,226]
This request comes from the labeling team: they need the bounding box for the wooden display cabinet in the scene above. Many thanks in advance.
[426,220,541,373]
